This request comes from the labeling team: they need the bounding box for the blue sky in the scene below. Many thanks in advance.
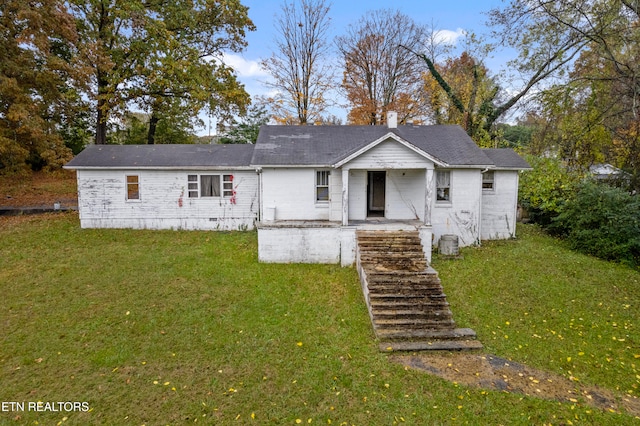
[206,0,508,132]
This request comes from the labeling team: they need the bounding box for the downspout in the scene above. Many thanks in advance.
[256,167,262,223]
[514,171,520,238]
[479,168,490,245]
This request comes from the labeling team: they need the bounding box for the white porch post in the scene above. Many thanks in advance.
[424,168,434,226]
[342,168,349,226]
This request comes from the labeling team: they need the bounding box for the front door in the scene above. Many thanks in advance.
[367,171,386,217]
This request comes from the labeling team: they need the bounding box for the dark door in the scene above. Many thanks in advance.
[367,171,386,217]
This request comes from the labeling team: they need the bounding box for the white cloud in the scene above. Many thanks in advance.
[434,28,467,46]
[222,53,270,78]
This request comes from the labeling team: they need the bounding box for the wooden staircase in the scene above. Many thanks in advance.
[356,230,482,352]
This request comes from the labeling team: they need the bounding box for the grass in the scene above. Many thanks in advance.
[0,214,639,425]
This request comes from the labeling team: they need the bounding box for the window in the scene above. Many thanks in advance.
[436,171,451,202]
[200,175,221,197]
[187,174,234,198]
[188,175,199,198]
[126,175,139,200]
[223,175,234,197]
[482,171,495,191]
[316,170,330,202]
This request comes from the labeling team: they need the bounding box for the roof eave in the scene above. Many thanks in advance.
[64,165,257,171]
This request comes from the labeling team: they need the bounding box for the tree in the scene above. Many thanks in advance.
[218,105,270,144]
[69,0,255,144]
[0,0,86,173]
[494,0,640,188]
[422,51,499,145]
[260,0,334,125]
[337,9,429,125]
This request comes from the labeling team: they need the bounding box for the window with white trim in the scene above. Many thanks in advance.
[187,175,199,198]
[316,170,330,202]
[187,174,234,198]
[223,174,234,197]
[436,171,451,202]
[482,171,495,191]
[126,175,140,200]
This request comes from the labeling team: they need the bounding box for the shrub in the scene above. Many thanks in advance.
[518,155,581,226]
[551,181,640,267]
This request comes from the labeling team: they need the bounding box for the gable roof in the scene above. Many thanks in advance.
[63,126,531,172]
[64,144,255,170]
[251,124,494,167]
[482,148,532,170]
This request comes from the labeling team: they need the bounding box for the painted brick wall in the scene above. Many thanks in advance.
[481,170,519,240]
[431,169,482,246]
[76,169,258,230]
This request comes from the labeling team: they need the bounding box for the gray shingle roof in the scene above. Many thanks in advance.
[64,144,255,169]
[251,124,495,167]
[64,126,531,171]
[482,148,532,170]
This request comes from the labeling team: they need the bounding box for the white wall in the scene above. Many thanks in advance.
[344,139,431,169]
[347,170,367,221]
[257,226,342,263]
[385,169,424,221]
[76,169,258,230]
[431,169,482,247]
[481,170,519,240]
[261,168,336,221]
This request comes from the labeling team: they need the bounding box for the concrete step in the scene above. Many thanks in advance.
[356,229,481,351]
[365,272,439,282]
[370,299,451,309]
[373,318,456,329]
[380,339,484,352]
[376,327,476,341]
[368,294,448,303]
[373,309,453,327]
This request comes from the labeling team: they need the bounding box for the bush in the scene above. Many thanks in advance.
[551,181,640,267]
[518,155,581,226]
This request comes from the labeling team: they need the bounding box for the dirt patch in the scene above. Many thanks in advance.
[391,353,640,417]
[0,171,77,208]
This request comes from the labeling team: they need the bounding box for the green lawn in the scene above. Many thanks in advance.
[0,214,639,425]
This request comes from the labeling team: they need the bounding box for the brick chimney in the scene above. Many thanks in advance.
[386,111,398,129]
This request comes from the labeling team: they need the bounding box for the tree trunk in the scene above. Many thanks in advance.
[147,113,158,144]
[95,73,108,145]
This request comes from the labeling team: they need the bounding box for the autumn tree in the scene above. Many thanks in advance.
[69,0,255,144]
[0,0,87,173]
[422,51,500,145]
[337,10,429,125]
[260,0,334,125]
[491,0,640,188]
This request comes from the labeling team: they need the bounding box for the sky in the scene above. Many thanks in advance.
[204,0,508,134]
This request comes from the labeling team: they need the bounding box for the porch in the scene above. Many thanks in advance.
[256,219,432,266]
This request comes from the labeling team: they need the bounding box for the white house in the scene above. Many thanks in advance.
[65,118,530,265]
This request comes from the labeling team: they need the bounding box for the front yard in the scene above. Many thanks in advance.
[0,214,638,424]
